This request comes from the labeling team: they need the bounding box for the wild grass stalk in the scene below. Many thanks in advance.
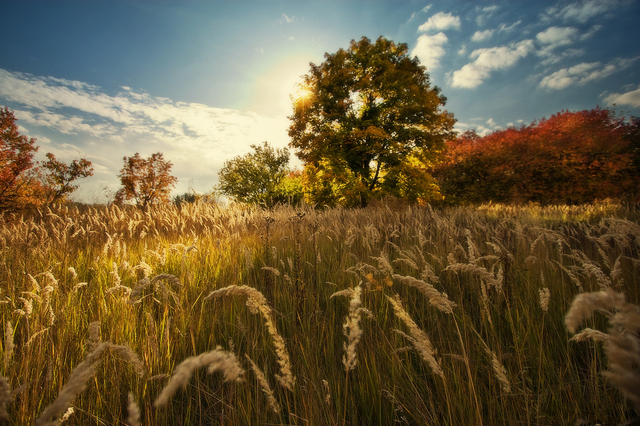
[205,285,295,390]
[386,295,444,379]
[127,392,141,426]
[566,289,640,412]
[245,354,281,414]
[154,347,244,407]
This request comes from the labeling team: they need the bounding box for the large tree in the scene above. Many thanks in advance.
[115,152,178,209]
[217,141,301,207]
[288,36,456,207]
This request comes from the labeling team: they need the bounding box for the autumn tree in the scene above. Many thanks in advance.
[0,107,40,212]
[1,107,93,212]
[115,152,178,209]
[40,153,94,206]
[435,108,639,205]
[288,36,455,207]
[217,141,302,207]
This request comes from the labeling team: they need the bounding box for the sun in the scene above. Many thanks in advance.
[248,55,315,117]
[294,84,311,101]
[292,83,311,102]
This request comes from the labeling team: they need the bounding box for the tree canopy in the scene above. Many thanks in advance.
[40,153,94,206]
[116,152,178,209]
[217,141,302,207]
[1,107,93,212]
[288,36,456,207]
[0,107,40,212]
[434,108,640,205]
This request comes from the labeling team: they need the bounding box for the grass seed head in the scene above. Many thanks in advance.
[154,348,244,407]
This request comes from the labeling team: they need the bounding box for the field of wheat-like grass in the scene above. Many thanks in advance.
[0,201,638,425]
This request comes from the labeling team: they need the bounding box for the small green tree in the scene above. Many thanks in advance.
[217,142,300,207]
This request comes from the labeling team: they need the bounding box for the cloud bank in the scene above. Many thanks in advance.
[0,68,291,202]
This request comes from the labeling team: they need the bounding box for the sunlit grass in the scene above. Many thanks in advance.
[0,200,638,425]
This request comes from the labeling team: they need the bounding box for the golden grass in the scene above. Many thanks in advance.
[0,200,638,424]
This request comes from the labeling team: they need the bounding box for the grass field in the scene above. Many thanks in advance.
[0,201,639,425]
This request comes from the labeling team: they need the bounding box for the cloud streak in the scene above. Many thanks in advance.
[545,0,619,23]
[539,57,640,90]
[603,85,640,107]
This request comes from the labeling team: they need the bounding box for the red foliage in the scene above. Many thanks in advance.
[435,108,639,204]
[116,152,178,209]
[0,107,41,212]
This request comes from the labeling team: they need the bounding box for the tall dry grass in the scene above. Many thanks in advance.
[0,200,638,424]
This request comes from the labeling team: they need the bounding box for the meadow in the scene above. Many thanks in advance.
[0,200,638,425]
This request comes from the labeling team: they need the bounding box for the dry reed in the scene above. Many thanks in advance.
[331,284,372,372]
[36,324,144,426]
[154,347,244,407]
[127,392,141,426]
[565,290,640,411]
[245,354,281,414]
[483,344,511,393]
[205,285,295,390]
[392,274,456,314]
[386,295,444,379]
[3,322,13,370]
[0,375,11,419]
[539,287,550,312]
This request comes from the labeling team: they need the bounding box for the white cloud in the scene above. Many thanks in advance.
[418,12,461,33]
[475,5,499,26]
[451,40,535,88]
[539,62,600,89]
[536,26,580,59]
[472,29,494,42]
[539,48,585,66]
[603,85,640,107]
[281,13,295,24]
[581,24,602,40]
[0,68,292,201]
[551,0,618,23]
[407,4,433,23]
[536,26,579,46]
[498,20,521,32]
[14,110,118,137]
[411,32,448,70]
[540,57,640,90]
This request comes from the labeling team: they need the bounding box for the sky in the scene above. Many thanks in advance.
[1,0,639,203]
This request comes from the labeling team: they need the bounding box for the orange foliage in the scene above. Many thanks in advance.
[116,152,178,209]
[435,108,639,205]
[1,108,93,213]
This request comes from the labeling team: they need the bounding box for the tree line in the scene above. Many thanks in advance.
[2,36,639,213]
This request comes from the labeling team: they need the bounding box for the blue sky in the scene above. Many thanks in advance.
[1,0,639,202]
